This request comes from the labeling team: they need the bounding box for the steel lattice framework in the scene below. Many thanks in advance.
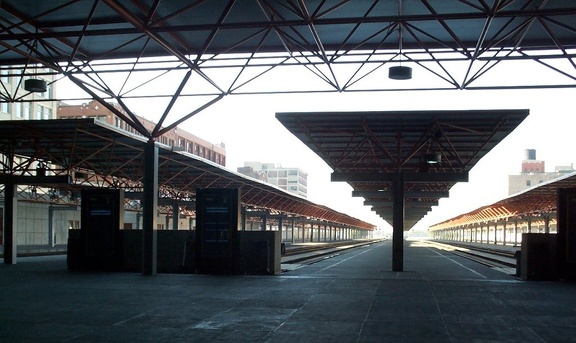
[0,0,575,139]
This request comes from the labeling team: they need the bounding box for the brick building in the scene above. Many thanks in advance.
[58,100,226,166]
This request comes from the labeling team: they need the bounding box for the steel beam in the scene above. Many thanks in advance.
[142,141,158,276]
[366,200,438,207]
[0,174,71,185]
[352,190,449,198]
[332,172,468,182]
[3,178,17,264]
[392,172,404,272]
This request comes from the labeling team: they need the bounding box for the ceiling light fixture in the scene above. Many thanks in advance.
[25,78,47,92]
[23,32,47,93]
[425,152,441,164]
[389,0,412,80]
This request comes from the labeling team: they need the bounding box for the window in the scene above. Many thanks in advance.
[19,72,27,89]
[23,102,30,119]
[43,106,52,119]
[1,101,10,114]
[0,68,9,83]
[36,105,42,119]
[45,83,51,98]
[15,102,22,117]
[526,180,531,187]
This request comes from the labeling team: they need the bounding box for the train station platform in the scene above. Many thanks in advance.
[1,240,575,342]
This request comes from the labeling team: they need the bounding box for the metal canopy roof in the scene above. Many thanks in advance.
[0,119,375,230]
[276,109,529,230]
[430,171,576,230]
[2,0,575,61]
[0,0,575,120]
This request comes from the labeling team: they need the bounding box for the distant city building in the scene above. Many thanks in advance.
[238,161,308,198]
[58,100,226,166]
[508,149,574,195]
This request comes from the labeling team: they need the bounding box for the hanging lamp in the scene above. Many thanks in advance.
[23,33,47,93]
[389,0,412,80]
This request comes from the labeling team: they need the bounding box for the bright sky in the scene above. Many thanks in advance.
[57,65,576,233]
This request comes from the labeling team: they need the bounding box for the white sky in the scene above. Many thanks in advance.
[57,64,576,233]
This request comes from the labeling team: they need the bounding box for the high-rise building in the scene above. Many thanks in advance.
[0,67,67,249]
[508,149,574,195]
[238,162,308,198]
[0,66,57,120]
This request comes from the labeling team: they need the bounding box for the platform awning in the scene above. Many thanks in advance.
[430,171,576,230]
[276,109,529,230]
[0,119,375,230]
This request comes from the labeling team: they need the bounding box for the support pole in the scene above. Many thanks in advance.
[142,141,158,275]
[514,220,518,246]
[172,202,179,230]
[310,223,314,242]
[392,171,404,272]
[3,178,17,264]
[278,216,283,241]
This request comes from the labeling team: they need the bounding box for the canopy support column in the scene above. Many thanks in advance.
[392,171,405,272]
[142,141,158,276]
[3,178,17,264]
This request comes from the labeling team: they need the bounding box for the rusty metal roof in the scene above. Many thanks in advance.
[0,118,375,230]
[276,109,529,230]
[430,171,576,230]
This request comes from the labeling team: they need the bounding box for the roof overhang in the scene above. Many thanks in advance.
[0,119,375,230]
[276,109,529,230]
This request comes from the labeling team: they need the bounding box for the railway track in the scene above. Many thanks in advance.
[281,239,384,265]
[422,240,518,273]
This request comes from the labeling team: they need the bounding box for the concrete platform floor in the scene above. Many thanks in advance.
[1,240,576,342]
